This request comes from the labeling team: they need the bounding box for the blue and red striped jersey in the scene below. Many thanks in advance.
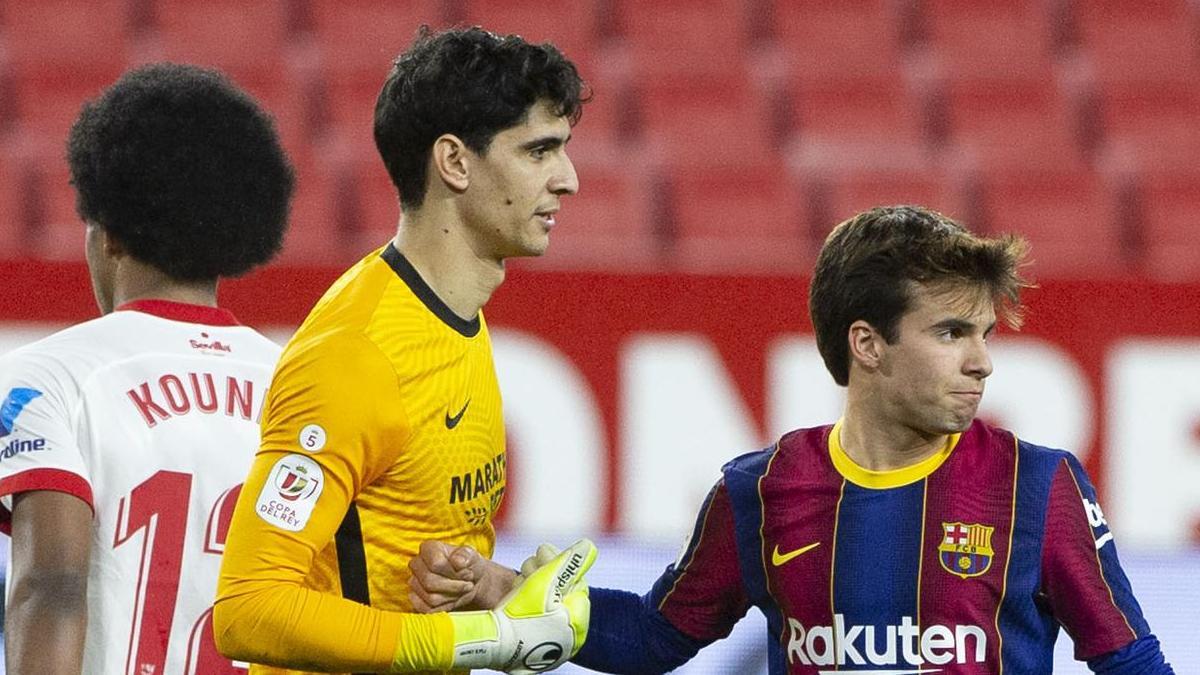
[577,419,1171,674]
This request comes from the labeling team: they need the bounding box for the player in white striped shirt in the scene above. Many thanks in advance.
[0,63,293,674]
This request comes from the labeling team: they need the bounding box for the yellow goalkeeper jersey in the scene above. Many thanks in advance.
[215,243,505,674]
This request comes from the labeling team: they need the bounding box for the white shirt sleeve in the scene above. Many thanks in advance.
[0,350,94,526]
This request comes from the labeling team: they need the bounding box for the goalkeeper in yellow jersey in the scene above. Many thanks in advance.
[214,25,592,673]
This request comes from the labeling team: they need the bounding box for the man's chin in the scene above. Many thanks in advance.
[947,413,977,434]
[934,408,977,435]
[514,238,550,258]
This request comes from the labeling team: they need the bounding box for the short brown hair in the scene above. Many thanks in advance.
[809,205,1031,386]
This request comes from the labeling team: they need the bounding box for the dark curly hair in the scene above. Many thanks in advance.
[67,63,294,281]
[810,205,1031,386]
[374,26,587,210]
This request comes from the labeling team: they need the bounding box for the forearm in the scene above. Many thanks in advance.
[213,583,453,671]
[572,587,706,675]
[6,490,94,674]
[5,571,89,673]
[464,559,519,610]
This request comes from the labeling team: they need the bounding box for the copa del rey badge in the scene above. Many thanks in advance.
[256,453,325,531]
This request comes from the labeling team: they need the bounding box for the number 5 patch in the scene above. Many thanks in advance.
[255,454,325,531]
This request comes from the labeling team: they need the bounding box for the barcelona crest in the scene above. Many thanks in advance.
[938,522,995,579]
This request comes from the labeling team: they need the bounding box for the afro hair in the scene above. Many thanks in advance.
[67,62,294,281]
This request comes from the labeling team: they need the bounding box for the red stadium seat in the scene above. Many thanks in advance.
[307,72,380,150]
[155,0,290,87]
[976,167,1124,278]
[269,133,397,264]
[940,77,1083,170]
[788,75,925,148]
[0,60,16,137]
[919,0,1056,80]
[308,0,447,141]
[328,143,402,251]
[669,161,810,271]
[249,80,315,172]
[802,163,962,240]
[5,0,129,141]
[11,138,86,261]
[309,0,446,78]
[276,153,340,264]
[462,0,600,64]
[771,0,903,80]
[11,77,122,146]
[1072,0,1199,86]
[613,0,751,79]
[3,0,128,72]
[1135,172,1200,279]
[0,149,30,258]
[774,3,923,149]
[567,70,634,157]
[1092,81,1200,173]
[635,75,775,168]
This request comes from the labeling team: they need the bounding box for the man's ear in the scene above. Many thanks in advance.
[848,319,885,373]
[101,227,127,258]
[430,133,471,193]
[89,223,128,260]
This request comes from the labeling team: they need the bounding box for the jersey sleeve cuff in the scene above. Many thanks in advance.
[0,468,94,534]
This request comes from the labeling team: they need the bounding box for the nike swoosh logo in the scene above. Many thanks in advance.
[445,399,470,429]
[772,541,820,566]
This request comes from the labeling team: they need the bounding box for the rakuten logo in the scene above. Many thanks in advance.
[787,615,986,672]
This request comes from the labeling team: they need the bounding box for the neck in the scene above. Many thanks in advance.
[111,262,218,312]
[393,207,504,321]
[839,387,950,472]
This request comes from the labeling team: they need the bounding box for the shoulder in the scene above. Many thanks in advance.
[0,315,123,391]
[270,326,400,416]
[957,420,1076,470]
[977,424,1094,498]
[721,445,777,480]
[298,247,398,334]
[4,313,122,356]
[1012,434,1084,477]
[721,425,832,481]
[279,324,385,370]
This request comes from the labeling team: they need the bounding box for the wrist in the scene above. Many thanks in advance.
[446,610,500,669]
[391,612,457,672]
[471,562,520,610]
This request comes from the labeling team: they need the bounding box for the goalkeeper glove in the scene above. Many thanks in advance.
[447,538,596,674]
[519,542,562,579]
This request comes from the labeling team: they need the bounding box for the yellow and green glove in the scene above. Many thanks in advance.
[447,539,596,673]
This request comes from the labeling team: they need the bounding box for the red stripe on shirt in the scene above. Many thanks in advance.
[657,482,751,641]
[116,299,241,326]
[920,423,1018,673]
[0,468,95,534]
[1042,459,1137,659]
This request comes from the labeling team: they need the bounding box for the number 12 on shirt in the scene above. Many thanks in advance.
[113,470,245,675]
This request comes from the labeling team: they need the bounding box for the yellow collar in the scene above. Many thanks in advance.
[828,419,960,489]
